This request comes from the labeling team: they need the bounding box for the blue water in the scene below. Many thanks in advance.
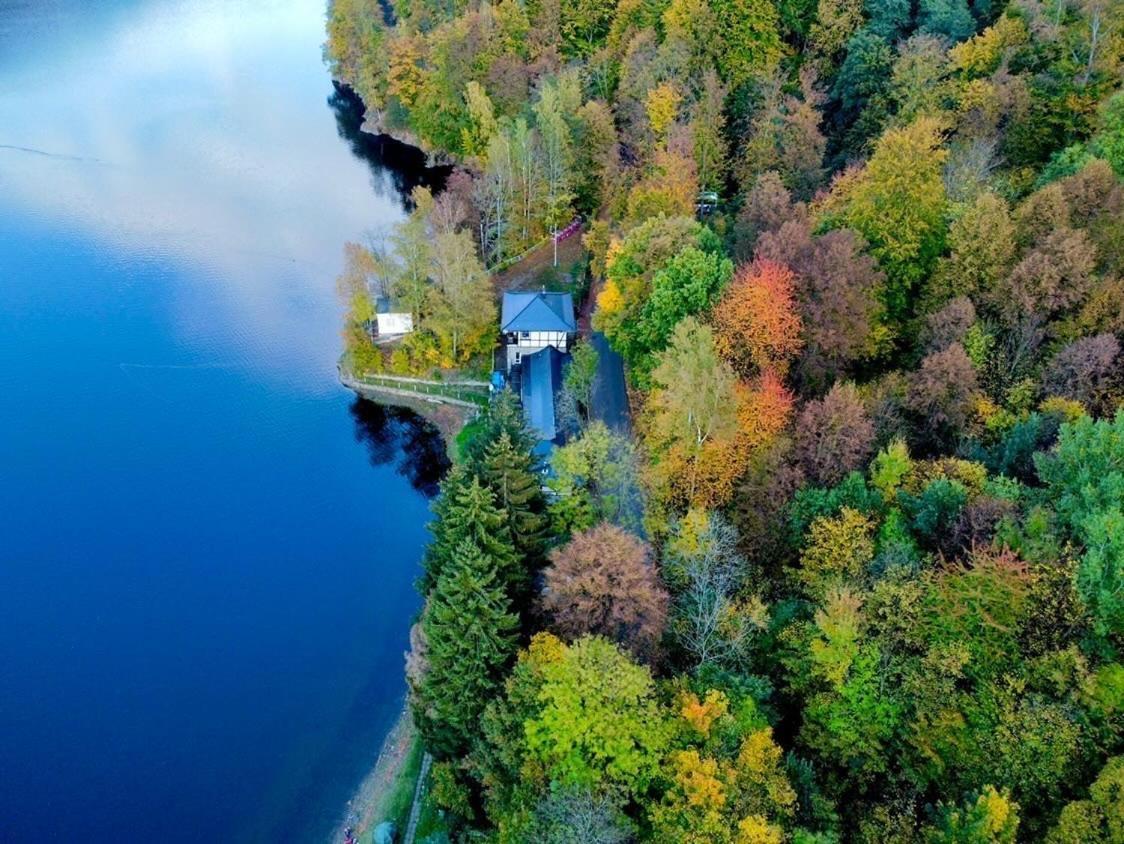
[0,1,446,840]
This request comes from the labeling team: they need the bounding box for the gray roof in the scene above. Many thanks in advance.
[520,345,564,442]
[501,291,576,334]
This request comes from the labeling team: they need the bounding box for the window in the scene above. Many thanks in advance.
[521,331,530,339]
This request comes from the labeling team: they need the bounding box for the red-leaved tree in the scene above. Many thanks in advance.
[541,523,669,661]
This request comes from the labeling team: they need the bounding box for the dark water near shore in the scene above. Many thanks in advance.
[0,1,447,840]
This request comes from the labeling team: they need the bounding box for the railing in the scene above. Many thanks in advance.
[345,370,491,408]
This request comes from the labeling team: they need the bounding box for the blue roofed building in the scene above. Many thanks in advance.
[501,290,577,371]
[500,290,577,448]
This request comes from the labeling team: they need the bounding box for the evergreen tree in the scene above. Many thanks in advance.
[465,389,539,467]
[477,431,550,567]
[414,539,520,757]
[423,472,522,594]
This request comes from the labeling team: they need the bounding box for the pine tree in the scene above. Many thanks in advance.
[465,389,539,467]
[423,470,521,593]
[478,431,550,567]
[413,539,520,757]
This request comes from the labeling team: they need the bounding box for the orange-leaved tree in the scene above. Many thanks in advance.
[711,260,804,377]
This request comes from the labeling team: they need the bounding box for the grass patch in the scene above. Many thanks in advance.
[454,417,487,461]
[412,777,451,843]
[358,737,424,844]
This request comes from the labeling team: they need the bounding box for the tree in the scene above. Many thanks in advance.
[795,383,876,486]
[478,129,515,264]
[524,635,671,798]
[388,189,435,324]
[534,82,575,266]
[325,0,389,108]
[559,0,617,56]
[664,512,762,667]
[998,227,1098,322]
[828,116,948,321]
[572,100,620,214]
[424,469,521,593]
[541,523,668,660]
[643,318,746,509]
[733,172,801,260]
[461,81,498,159]
[630,247,734,376]
[1048,756,1124,844]
[918,0,974,41]
[413,539,520,757]
[648,726,797,843]
[429,228,496,363]
[548,422,646,536]
[645,82,682,144]
[926,786,1020,843]
[511,117,543,247]
[596,215,713,342]
[740,71,827,198]
[711,0,785,87]
[711,260,803,378]
[1042,333,1120,413]
[929,193,1017,306]
[531,787,636,843]
[477,431,550,567]
[906,343,979,451]
[798,507,876,597]
[561,341,600,427]
[756,220,884,385]
[693,71,729,192]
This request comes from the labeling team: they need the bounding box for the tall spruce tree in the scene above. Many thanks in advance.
[465,389,538,468]
[423,473,522,594]
[477,431,550,567]
[413,539,520,757]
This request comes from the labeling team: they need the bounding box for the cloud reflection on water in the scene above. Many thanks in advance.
[0,0,408,390]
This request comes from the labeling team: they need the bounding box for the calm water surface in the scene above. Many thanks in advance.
[0,1,447,840]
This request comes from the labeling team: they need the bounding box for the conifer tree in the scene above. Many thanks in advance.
[423,472,521,594]
[477,431,550,567]
[414,539,520,757]
[465,390,539,467]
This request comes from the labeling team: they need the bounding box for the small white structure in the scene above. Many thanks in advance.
[376,311,414,336]
[375,296,414,337]
[501,290,577,371]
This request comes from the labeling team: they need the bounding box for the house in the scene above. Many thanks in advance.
[500,291,577,371]
[500,290,577,447]
[375,296,414,337]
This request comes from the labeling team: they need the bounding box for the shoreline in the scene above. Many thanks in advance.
[330,703,418,843]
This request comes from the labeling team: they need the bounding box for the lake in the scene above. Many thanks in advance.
[0,1,446,840]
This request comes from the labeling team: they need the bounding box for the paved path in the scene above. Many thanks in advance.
[403,752,432,844]
[590,332,630,434]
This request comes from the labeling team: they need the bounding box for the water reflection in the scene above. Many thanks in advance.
[327,83,451,209]
[350,398,451,497]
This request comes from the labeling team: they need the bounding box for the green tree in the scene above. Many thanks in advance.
[424,469,520,593]
[926,786,1020,843]
[1048,756,1124,844]
[414,538,520,757]
[477,430,550,567]
[563,341,600,423]
[534,82,576,266]
[628,247,734,377]
[524,635,671,798]
[829,116,948,322]
[548,422,645,536]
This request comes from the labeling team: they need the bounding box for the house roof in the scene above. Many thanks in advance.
[520,345,564,442]
[501,291,576,334]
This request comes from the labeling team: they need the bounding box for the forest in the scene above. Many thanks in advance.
[325,0,1124,838]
